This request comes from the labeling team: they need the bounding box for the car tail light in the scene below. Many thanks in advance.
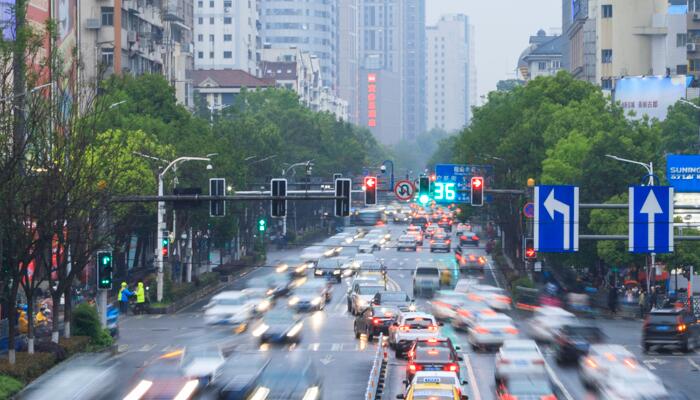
[428,324,438,332]
[501,395,518,400]
[496,295,512,304]
[504,327,519,335]
[460,235,467,240]
[372,317,381,325]
[399,325,410,332]
[540,395,557,400]
[478,257,486,265]
[623,358,637,368]
[468,293,483,301]
[474,326,489,334]
[678,323,688,332]
[482,309,497,315]
[472,235,479,241]
[445,239,450,244]
[457,309,472,318]
[444,363,458,372]
[583,357,597,369]
[533,359,545,365]
[408,363,422,372]
[427,338,438,343]
[497,358,511,364]
[469,255,476,261]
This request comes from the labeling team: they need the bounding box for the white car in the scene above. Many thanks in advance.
[494,339,546,383]
[397,235,418,251]
[597,365,668,400]
[527,306,577,342]
[203,291,256,325]
[451,301,496,331]
[430,291,472,321]
[469,285,512,311]
[579,344,639,389]
[180,346,224,380]
[388,312,441,357]
[468,313,519,350]
[348,282,386,314]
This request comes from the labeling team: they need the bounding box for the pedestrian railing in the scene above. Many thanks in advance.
[364,333,389,400]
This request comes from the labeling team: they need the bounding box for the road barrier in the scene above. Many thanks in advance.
[364,333,389,400]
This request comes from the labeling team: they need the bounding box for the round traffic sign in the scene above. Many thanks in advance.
[394,180,415,201]
[523,202,535,219]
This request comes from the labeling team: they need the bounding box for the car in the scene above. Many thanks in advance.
[494,339,546,383]
[451,301,496,331]
[252,308,304,344]
[430,233,451,253]
[180,345,225,382]
[358,260,388,283]
[553,322,604,364]
[348,281,386,314]
[424,223,440,238]
[454,223,471,236]
[300,245,327,264]
[203,291,256,326]
[319,237,345,257]
[287,282,328,311]
[275,259,312,278]
[496,376,558,400]
[468,285,512,311]
[364,234,386,250]
[407,337,463,365]
[397,234,418,251]
[406,345,461,383]
[526,306,577,342]
[247,273,292,298]
[413,263,441,297]
[398,371,468,400]
[406,226,424,245]
[241,288,273,315]
[313,256,349,282]
[352,208,387,226]
[373,290,413,310]
[354,305,400,340]
[247,354,323,400]
[430,291,472,321]
[411,215,429,228]
[642,307,700,352]
[394,212,410,223]
[456,252,486,273]
[597,365,668,400]
[437,217,453,232]
[579,344,639,389]
[389,312,441,357]
[354,238,375,253]
[468,313,519,350]
[458,231,480,246]
[123,350,201,400]
[212,352,269,400]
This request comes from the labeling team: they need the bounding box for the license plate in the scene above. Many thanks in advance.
[515,360,528,366]
[492,331,502,336]
[424,366,441,371]
[656,325,670,331]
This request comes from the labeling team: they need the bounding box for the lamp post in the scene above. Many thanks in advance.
[155,156,212,301]
[381,159,395,193]
[679,99,700,150]
[605,154,655,293]
[281,160,313,236]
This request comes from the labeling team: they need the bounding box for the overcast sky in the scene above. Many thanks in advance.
[426,0,562,103]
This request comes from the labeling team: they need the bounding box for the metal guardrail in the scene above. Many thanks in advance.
[364,333,388,400]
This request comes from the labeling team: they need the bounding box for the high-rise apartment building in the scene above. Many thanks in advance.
[258,0,337,89]
[193,0,259,75]
[402,0,425,139]
[337,0,359,123]
[426,14,475,132]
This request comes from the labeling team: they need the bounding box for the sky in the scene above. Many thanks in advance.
[425,0,562,103]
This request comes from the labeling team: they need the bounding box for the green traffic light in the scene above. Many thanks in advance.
[418,194,430,205]
[101,256,111,265]
[162,238,169,246]
[258,219,266,231]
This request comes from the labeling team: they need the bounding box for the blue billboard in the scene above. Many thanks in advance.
[667,154,700,193]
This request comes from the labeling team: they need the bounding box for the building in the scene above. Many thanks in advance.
[337,0,359,123]
[192,69,274,110]
[401,0,426,139]
[193,0,259,75]
[258,0,337,89]
[517,29,565,81]
[565,0,597,83]
[426,14,475,132]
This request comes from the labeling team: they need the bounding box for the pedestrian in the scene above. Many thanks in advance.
[608,286,618,315]
[649,286,658,310]
[118,282,134,315]
[135,282,146,315]
[638,290,646,319]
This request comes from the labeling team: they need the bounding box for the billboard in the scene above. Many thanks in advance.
[667,154,700,193]
[614,75,689,121]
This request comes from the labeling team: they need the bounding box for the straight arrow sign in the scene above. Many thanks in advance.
[629,186,674,253]
[640,190,662,251]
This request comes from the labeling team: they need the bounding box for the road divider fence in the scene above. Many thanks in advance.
[364,333,389,400]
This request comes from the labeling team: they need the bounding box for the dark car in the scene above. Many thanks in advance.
[430,233,451,253]
[407,337,463,363]
[406,346,461,382]
[553,323,604,364]
[248,274,292,298]
[248,354,323,400]
[314,257,348,283]
[496,377,558,400]
[643,308,700,352]
[411,216,429,228]
[255,309,304,344]
[372,291,414,311]
[456,251,486,273]
[459,231,480,246]
[437,217,453,232]
[354,305,399,340]
[213,352,269,400]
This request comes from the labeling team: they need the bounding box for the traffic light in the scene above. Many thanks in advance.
[209,178,225,217]
[471,176,484,206]
[418,176,430,205]
[258,218,267,232]
[335,178,352,217]
[161,231,170,257]
[271,178,287,218]
[524,237,536,261]
[364,176,377,205]
[96,250,113,290]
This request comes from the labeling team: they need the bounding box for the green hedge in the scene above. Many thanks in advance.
[0,375,24,398]
[0,353,56,383]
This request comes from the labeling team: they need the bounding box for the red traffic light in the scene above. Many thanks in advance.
[471,177,483,189]
[365,176,376,188]
[525,247,536,258]
[430,174,436,182]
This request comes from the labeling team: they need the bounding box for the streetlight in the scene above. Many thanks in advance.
[0,82,56,103]
[605,154,655,293]
[155,156,212,301]
[678,99,700,149]
[281,160,314,236]
[381,160,395,192]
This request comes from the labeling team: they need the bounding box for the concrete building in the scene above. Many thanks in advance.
[566,0,597,83]
[193,0,259,75]
[258,0,337,89]
[192,69,274,110]
[401,0,426,139]
[337,0,359,123]
[426,14,475,132]
[517,29,565,81]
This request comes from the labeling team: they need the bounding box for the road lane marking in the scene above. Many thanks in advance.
[487,261,501,288]
[463,353,481,400]
[138,344,155,352]
[689,358,700,371]
[331,343,342,351]
[544,361,574,400]
[643,360,657,370]
[308,343,320,351]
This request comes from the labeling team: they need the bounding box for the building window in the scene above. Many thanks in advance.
[198,17,203,24]
[602,49,612,63]
[224,0,231,7]
[209,17,214,24]
[198,51,204,59]
[209,0,214,6]
[209,34,214,42]
[690,59,700,72]
[678,33,688,48]
[223,51,232,58]
[224,17,232,24]
[538,61,547,70]
[100,47,114,66]
[224,34,232,41]
[602,4,612,18]
[101,7,114,26]
[678,64,688,74]
[197,0,202,6]
[601,78,613,90]
[209,51,214,58]
[197,34,203,42]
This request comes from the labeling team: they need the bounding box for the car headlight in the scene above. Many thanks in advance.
[296,265,307,274]
[314,270,323,275]
[252,323,269,337]
[333,269,341,275]
[287,322,303,337]
[408,304,417,311]
[311,297,322,306]
[276,264,288,273]
[357,298,367,307]
[249,386,270,400]
[288,297,300,306]
[256,300,271,312]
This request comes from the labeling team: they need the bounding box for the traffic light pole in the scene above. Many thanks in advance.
[98,290,107,327]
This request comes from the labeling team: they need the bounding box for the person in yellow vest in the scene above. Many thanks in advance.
[135,282,146,314]
[118,282,134,315]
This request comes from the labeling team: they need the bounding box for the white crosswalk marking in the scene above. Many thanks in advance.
[138,344,155,352]
[331,343,342,351]
[308,343,320,351]
[150,314,163,319]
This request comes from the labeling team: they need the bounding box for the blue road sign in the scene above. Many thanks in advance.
[434,164,494,203]
[667,154,700,192]
[534,186,579,252]
[629,186,674,253]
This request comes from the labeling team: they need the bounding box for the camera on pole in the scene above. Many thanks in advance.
[271,178,287,217]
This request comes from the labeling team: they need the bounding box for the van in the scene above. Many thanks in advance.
[413,262,440,297]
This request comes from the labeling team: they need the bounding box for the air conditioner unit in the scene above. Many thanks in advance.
[85,18,101,29]
[689,42,697,52]
[694,12,700,20]
[127,31,138,43]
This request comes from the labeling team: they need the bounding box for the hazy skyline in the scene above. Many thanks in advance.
[426,0,562,102]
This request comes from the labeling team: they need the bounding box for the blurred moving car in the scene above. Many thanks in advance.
[454,223,471,236]
[468,313,519,351]
[203,291,256,326]
[413,263,441,298]
[456,252,486,274]
[247,354,323,400]
[348,281,387,315]
[437,217,453,232]
[252,308,304,344]
[526,306,577,342]
[287,281,328,312]
[373,291,413,310]
[579,344,639,389]
[394,212,410,223]
[430,291,472,321]
[314,257,349,283]
[180,345,224,383]
[247,274,292,298]
[430,232,451,253]
[451,301,496,331]
[468,285,511,311]
[642,307,700,353]
[494,339,546,384]
[553,322,604,364]
[123,350,201,400]
[212,352,269,400]
[354,305,399,340]
[397,235,418,251]
[389,312,440,357]
[458,232,480,247]
[398,372,468,400]
[406,225,424,245]
[300,246,327,264]
[406,345,460,383]
[496,377,558,400]
[597,365,668,400]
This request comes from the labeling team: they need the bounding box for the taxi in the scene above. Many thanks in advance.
[397,371,468,400]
